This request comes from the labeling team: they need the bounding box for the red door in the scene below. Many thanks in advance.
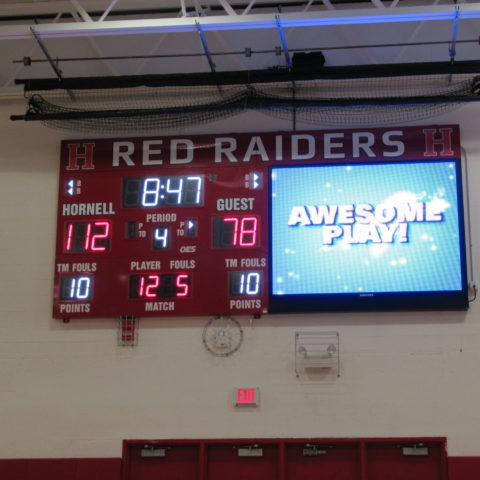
[366,442,446,480]
[286,442,360,480]
[126,443,199,480]
[207,443,278,480]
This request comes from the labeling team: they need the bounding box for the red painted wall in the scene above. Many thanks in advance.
[1,454,479,479]
[0,458,121,480]
[448,457,480,480]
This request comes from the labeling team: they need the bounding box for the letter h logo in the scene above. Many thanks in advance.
[66,143,96,170]
[423,128,454,157]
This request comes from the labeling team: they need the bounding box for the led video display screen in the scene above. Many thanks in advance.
[269,160,468,312]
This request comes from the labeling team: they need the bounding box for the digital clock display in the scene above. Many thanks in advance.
[53,127,467,318]
[123,175,204,208]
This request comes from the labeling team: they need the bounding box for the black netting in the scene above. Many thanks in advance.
[263,104,462,127]
[16,73,480,133]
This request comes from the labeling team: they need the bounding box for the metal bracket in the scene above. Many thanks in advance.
[275,16,292,68]
[30,27,63,81]
[195,21,216,73]
[236,444,263,457]
[295,331,340,378]
[449,6,460,64]
[30,27,75,100]
[303,444,328,456]
[402,443,429,456]
[118,316,139,346]
[141,445,166,457]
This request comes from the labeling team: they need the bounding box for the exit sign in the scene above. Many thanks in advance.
[234,387,260,406]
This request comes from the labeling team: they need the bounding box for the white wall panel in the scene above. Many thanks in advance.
[1,99,480,457]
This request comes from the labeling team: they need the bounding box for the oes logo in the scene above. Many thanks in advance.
[180,246,196,253]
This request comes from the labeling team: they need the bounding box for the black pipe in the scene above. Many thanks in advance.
[12,40,479,65]
[14,61,480,92]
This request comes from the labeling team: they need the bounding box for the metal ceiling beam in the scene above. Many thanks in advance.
[0,0,113,16]
[216,0,238,16]
[69,0,93,23]
[0,0,190,16]
[98,0,119,22]
[2,4,480,40]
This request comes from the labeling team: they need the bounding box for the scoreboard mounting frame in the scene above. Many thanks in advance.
[52,126,464,319]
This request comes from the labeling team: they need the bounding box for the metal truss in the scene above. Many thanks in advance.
[1,1,479,39]
[1,1,480,92]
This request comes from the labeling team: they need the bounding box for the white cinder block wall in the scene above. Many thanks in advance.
[1,98,480,459]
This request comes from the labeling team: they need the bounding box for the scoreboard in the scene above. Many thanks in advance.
[53,136,270,318]
[52,126,466,319]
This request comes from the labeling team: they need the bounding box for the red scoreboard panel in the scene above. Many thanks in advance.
[52,127,460,318]
[53,136,271,318]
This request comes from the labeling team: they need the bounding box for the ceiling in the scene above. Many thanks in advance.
[1,0,480,97]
